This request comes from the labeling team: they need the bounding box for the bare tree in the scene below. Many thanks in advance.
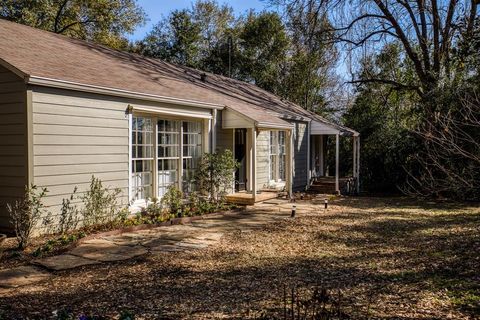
[274,0,479,100]
[403,90,480,199]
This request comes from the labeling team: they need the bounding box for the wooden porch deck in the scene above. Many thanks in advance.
[225,190,284,205]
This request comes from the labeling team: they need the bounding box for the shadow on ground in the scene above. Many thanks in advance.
[0,197,478,319]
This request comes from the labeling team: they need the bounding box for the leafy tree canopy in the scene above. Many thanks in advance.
[0,0,146,49]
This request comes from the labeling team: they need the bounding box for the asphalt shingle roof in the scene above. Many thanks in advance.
[0,18,357,134]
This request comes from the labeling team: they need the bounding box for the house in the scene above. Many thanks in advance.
[0,19,359,233]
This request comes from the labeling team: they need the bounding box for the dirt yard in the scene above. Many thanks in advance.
[0,197,478,319]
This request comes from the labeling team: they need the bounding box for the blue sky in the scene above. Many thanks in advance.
[129,0,269,41]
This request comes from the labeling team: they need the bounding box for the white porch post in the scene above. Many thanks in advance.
[319,135,324,176]
[211,109,217,152]
[311,135,316,179]
[357,136,360,193]
[287,129,294,199]
[353,136,357,179]
[251,127,257,202]
[335,133,340,194]
[306,122,311,185]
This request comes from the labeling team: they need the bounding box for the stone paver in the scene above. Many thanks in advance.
[0,266,51,288]
[70,241,148,262]
[34,254,99,271]
[1,204,292,288]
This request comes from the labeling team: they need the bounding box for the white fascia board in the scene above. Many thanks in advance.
[256,122,294,130]
[27,75,225,110]
[131,105,212,119]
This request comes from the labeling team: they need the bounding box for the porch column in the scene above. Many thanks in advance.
[311,135,316,179]
[251,127,257,202]
[357,136,360,193]
[353,136,357,179]
[211,109,217,152]
[319,135,324,176]
[306,122,311,184]
[335,133,340,194]
[286,129,293,199]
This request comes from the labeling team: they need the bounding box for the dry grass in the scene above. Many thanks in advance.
[0,197,478,319]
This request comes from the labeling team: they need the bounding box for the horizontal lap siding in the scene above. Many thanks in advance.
[292,121,308,190]
[32,87,130,229]
[215,111,233,152]
[256,131,269,189]
[0,66,27,231]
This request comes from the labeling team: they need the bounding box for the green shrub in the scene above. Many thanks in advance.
[81,176,122,226]
[195,149,239,203]
[58,186,80,234]
[6,184,49,250]
[161,185,183,217]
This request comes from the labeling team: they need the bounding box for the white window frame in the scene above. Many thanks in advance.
[268,130,287,184]
[128,113,205,207]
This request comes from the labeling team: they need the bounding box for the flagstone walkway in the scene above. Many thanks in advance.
[0,200,295,290]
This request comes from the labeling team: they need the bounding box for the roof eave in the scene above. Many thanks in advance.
[26,75,226,110]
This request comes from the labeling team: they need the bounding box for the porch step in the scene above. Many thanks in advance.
[309,177,343,194]
[308,185,336,194]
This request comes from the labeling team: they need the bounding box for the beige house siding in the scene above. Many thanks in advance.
[256,130,270,190]
[30,86,218,230]
[31,87,130,228]
[0,65,27,232]
[215,111,233,152]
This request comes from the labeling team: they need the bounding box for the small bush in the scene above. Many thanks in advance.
[195,149,239,203]
[58,187,80,234]
[81,176,122,226]
[161,185,183,217]
[6,184,49,250]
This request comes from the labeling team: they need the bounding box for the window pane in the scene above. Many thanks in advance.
[131,116,154,201]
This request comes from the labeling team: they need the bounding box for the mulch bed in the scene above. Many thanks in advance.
[0,197,478,319]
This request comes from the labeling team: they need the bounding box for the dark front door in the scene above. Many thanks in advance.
[234,129,247,191]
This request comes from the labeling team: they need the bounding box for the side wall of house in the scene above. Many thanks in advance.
[0,65,27,233]
[215,111,233,152]
[292,121,309,191]
[31,86,217,232]
[31,87,130,231]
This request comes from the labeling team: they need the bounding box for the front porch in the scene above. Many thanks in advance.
[221,108,295,205]
[225,190,286,205]
[309,118,360,194]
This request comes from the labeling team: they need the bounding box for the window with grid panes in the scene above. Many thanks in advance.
[269,131,286,182]
[182,121,202,193]
[278,131,286,181]
[157,119,180,198]
[131,116,154,201]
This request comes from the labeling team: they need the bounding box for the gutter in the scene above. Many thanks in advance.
[26,75,225,110]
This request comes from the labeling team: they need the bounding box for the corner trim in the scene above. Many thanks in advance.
[25,89,34,186]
